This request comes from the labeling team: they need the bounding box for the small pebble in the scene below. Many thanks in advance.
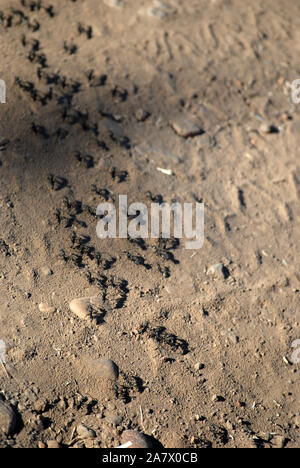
[121,430,153,449]
[34,399,48,413]
[77,424,96,439]
[41,267,53,277]
[104,0,124,8]
[136,108,150,122]
[106,414,123,426]
[38,303,56,314]
[47,440,61,449]
[211,395,225,402]
[69,297,92,320]
[87,357,119,381]
[171,115,204,138]
[260,122,279,134]
[207,263,229,279]
[0,400,17,435]
[194,363,205,371]
[38,441,47,449]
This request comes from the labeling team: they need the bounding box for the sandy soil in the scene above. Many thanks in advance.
[0,0,299,449]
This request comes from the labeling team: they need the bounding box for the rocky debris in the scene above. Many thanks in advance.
[206,263,230,279]
[100,118,125,139]
[211,395,225,402]
[27,414,45,432]
[47,440,61,449]
[0,399,17,435]
[70,297,92,320]
[194,363,205,371]
[138,1,173,19]
[38,441,47,449]
[41,267,53,277]
[106,413,123,426]
[86,357,119,381]
[69,296,103,321]
[121,430,153,449]
[135,108,150,122]
[76,424,96,439]
[38,303,56,314]
[34,399,48,414]
[104,0,124,8]
[170,115,204,138]
[259,122,279,134]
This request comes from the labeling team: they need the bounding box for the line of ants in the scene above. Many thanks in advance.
[0,1,55,31]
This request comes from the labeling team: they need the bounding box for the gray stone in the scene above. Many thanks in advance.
[0,400,17,435]
[77,424,96,439]
[207,263,229,279]
[70,298,92,320]
[136,108,150,122]
[171,115,204,138]
[87,357,119,381]
[121,430,153,449]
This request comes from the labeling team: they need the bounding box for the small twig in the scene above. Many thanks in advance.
[140,405,146,432]
[68,427,76,445]
[0,360,10,379]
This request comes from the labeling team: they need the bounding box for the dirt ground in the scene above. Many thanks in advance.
[0,0,299,449]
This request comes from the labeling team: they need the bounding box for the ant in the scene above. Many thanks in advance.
[126,252,151,270]
[27,50,47,67]
[86,70,107,87]
[31,123,49,138]
[111,167,128,183]
[47,174,68,190]
[0,11,13,28]
[146,191,163,204]
[27,19,40,32]
[96,140,109,151]
[74,151,94,169]
[63,41,77,55]
[20,1,42,11]
[44,5,55,17]
[55,128,69,139]
[78,22,92,39]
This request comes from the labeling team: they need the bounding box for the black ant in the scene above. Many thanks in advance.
[47,174,68,190]
[70,232,91,249]
[91,186,112,201]
[146,191,163,204]
[0,11,13,28]
[31,122,49,139]
[112,85,128,102]
[158,264,170,278]
[55,128,69,139]
[78,22,92,39]
[20,1,42,11]
[63,41,77,55]
[44,5,55,17]
[128,236,147,251]
[96,140,109,151]
[27,50,47,67]
[62,197,82,214]
[111,167,128,183]
[126,252,151,270]
[27,19,40,32]
[74,151,94,169]
[86,70,106,87]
